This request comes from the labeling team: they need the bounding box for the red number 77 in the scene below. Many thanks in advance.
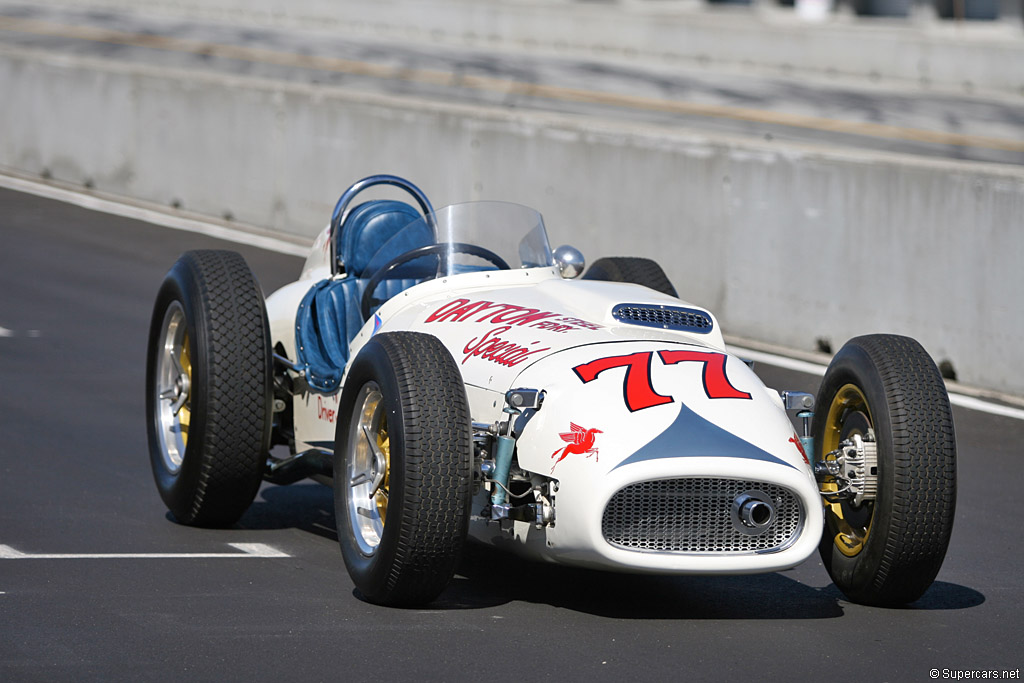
[572,350,751,412]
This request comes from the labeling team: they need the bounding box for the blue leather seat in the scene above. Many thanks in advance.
[295,200,432,393]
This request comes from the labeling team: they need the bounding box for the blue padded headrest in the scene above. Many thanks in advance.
[361,220,436,279]
[340,200,423,276]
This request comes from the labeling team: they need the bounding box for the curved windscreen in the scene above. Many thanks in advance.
[364,201,554,280]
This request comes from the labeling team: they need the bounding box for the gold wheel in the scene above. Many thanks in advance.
[813,334,956,606]
[820,383,874,557]
[178,331,191,448]
[374,419,390,524]
[146,250,272,527]
[333,332,473,606]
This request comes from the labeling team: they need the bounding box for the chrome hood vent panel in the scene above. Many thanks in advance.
[612,303,713,334]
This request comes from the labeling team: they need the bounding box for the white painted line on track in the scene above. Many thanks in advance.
[0,172,311,257]
[0,542,290,559]
[0,327,41,338]
[727,345,829,378]
[728,344,1024,422]
[944,394,1024,422]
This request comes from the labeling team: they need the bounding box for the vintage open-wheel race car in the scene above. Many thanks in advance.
[146,174,957,607]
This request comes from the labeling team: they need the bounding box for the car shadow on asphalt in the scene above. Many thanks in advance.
[434,544,985,618]
[440,543,842,619]
[238,482,338,542]
[234,483,984,618]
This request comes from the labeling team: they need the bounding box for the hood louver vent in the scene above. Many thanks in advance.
[612,303,713,334]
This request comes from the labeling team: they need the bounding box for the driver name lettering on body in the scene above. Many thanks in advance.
[316,394,338,423]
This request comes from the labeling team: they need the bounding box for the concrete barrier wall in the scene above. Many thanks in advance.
[2,47,1022,394]
[20,0,1024,94]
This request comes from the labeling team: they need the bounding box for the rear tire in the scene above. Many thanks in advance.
[146,250,272,527]
[335,332,472,606]
[581,257,678,297]
[814,334,956,606]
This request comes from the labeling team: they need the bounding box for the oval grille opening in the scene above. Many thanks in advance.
[602,478,802,554]
[612,304,713,334]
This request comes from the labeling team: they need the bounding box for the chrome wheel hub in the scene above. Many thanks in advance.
[347,382,390,556]
[155,302,191,474]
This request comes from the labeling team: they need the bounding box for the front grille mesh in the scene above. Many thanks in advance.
[612,304,713,334]
[602,478,802,554]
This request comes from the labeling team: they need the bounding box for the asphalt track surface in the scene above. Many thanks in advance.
[0,3,1022,166]
[2,186,1022,681]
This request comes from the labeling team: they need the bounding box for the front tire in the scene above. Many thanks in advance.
[814,335,956,606]
[146,250,272,526]
[335,332,472,606]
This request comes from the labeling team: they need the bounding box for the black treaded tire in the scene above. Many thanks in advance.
[581,257,678,298]
[146,250,272,527]
[814,334,956,606]
[335,332,472,607]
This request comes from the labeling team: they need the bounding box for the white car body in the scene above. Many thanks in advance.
[264,220,824,576]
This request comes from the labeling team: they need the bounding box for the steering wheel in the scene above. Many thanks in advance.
[360,243,511,320]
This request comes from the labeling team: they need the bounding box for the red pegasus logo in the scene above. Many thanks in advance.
[551,422,603,472]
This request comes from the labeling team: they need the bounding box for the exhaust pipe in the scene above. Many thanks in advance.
[732,491,776,535]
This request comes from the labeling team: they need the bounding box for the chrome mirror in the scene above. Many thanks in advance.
[553,245,585,279]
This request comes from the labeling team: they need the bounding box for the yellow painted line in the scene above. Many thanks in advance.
[2,14,1022,154]
[461,75,1024,152]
